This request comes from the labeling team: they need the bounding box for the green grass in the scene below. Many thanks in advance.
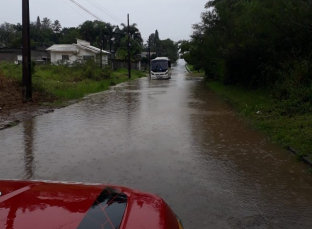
[207,81,312,156]
[186,64,205,77]
[0,62,146,103]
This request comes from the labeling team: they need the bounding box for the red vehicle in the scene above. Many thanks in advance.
[0,180,183,229]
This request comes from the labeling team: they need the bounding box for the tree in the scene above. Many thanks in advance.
[154,30,160,45]
[154,30,161,56]
[103,23,116,52]
[59,27,81,44]
[52,20,62,33]
[147,33,155,50]
[36,16,41,30]
[117,23,143,60]
[112,26,123,52]
[146,31,178,62]
[0,22,18,48]
[160,39,179,62]
[188,0,312,87]
[41,17,51,29]
[79,20,106,47]
[115,36,141,61]
[120,23,143,44]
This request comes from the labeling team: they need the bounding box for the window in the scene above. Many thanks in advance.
[151,60,168,72]
[62,55,69,61]
[83,55,94,60]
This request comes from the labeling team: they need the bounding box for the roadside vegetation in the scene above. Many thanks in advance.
[186,64,204,77]
[181,1,312,157]
[208,81,312,157]
[0,61,146,106]
[187,65,312,157]
[0,19,179,63]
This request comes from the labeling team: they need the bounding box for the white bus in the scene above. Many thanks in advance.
[150,57,171,80]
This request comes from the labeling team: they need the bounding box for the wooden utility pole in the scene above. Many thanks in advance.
[148,37,151,78]
[100,32,103,69]
[22,0,32,101]
[127,14,131,79]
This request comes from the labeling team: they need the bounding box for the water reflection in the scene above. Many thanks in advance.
[1,60,312,228]
[0,181,100,229]
[187,82,312,227]
[23,119,35,179]
[6,201,17,229]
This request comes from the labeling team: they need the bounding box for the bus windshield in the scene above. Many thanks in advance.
[151,60,168,72]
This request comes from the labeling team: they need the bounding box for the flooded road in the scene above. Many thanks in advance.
[1,59,312,228]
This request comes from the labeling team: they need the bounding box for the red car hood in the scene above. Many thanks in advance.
[0,180,180,229]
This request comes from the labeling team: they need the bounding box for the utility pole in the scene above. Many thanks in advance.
[22,0,32,101]
[127,14,131,79]
[148,36,151,78]
[100,32,103,69]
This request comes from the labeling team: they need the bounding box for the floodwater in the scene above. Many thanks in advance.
[1,60,312,228]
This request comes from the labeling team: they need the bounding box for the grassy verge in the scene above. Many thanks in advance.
[186,64,205,77]
[206,81,312,157]
[0,62,146,106]
[187,65,311,157]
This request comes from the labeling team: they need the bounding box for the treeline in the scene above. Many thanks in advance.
[0,17,179,62]
[181,0,312,113]
[146,30,179,62]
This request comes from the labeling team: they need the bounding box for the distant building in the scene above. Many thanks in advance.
[0,48,48,64]
[46,39,110,65]
[140,52,156,59]
[15,55,22,65]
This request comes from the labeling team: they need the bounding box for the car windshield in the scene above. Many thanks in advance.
[151,60,168,72]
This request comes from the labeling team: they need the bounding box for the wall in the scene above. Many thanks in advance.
[50,52,77,64]
[50,49,109,66]
[111,60,141,70]
[0,49,47,63]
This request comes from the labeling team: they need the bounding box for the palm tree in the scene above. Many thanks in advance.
[114,23,143,61]
[103,23,116,53]
[112,26,123,53]
[120,23,143,44]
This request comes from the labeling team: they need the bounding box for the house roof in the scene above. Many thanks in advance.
[46,40,110,55]
[78,44,110,54]
[46,44,79,52]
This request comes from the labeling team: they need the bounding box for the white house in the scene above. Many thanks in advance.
[46,39,110,65]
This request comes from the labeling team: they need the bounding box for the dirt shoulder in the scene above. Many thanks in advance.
[0,76,55,130]
[0,64,146,130]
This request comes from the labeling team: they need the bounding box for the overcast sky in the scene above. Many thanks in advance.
[0,0,208,42]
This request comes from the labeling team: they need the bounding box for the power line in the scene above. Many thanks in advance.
[93,0,124,21]
[87,0,122,22]
[86,0,123,23]
[68,0,104,21]
[64,0,89,21]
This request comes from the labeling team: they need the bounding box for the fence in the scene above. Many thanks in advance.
[111,60,149,71]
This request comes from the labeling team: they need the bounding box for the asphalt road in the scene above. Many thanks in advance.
[1,59,312,228]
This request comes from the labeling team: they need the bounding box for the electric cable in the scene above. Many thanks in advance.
[64,0,89,20]
[68,0,104,21]
[86,0,124,23]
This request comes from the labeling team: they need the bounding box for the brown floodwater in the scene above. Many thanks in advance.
[1,60,312,228]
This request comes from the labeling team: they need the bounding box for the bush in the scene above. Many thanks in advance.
[32,77,46,93]
[82,62,111,81]
[269,59,312,116]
